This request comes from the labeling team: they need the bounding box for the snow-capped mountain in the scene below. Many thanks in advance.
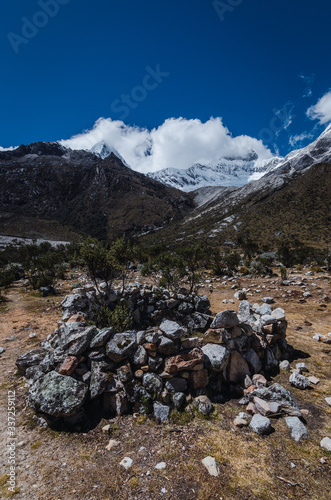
[147,152,282,192]
[265,123,331,177]
[90,141,130,167]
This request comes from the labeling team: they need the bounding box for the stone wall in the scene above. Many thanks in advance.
[16,288,290,431]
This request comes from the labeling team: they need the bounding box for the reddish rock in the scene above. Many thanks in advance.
[143,343,157,353]
[262,324,274,335]
[135,370,144,379]
[164,348,204,375]
[141,365,149,372]
[245,385,257,394]
[252,374,267,387]
[202,329,225,344]
[254,397,281,416]
[58,356,79,376]
[188,369,209,389]
[246,402,257,415]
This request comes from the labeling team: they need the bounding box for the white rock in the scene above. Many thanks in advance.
[106,439,121,451]
[29,332,37,338]
[155,462,166,470]
[0,347,5,354]
[320,437,331,452]
[201,456,221,477]
[325,397,331,407]
[120,457,133,470]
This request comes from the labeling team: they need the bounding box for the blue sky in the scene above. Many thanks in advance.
[1,0,331,169]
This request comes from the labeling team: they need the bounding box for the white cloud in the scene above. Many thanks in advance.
[307,91,331,124]
[299,74,315,97]
[60,117,273,173]
[289,132,314,148]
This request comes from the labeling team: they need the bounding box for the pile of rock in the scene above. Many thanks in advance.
[61,283,212,331]
[16,292,293,430]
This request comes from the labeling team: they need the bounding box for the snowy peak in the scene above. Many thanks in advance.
[148,155,282,192]
[90,141,130,167]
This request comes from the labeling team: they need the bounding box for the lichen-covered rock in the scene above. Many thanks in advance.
[29,371,88,417]
[90,361,110,399]
[143,372,164,396]
[90,327,114,348]
[106,331,137,362]
[16,349,46,375]
[153,401,170,422]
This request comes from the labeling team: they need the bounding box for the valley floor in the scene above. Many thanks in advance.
[0,270,330,499]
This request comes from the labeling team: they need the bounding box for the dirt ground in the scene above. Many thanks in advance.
[0,269,330,500]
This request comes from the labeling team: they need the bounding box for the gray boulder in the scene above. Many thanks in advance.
[153,401,170,422]
[202,344,230,372]
[249,383,301,417]
[106,331,137,362]
[159,320,185,340]
[285,417,309,442]
[210,310,239,329]
[320,437,331,452]
[61,326,98,356]
[29,371,88,417]
[133,345,148,365]
[255,304,272,316]
[90,327,114,348]
[249,414,272,435]
[194,295,211,313]
[194,395,214,415]
[90,362,110,399]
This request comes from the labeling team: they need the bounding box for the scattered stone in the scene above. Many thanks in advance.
[0,347,5,354]
[249,414,272,435]
[120,457,133,470]
[285,417,309,442]
[234,290,247,300]
[262,297,274,304]
[289,371,311,389]
[279,360,290,371]
[201,456,221,477]
[29,332,37,339]
[325,397,331,407]
[155,462,166,470]
[194,395,214,415]
[173,392,186,410]
[102,424,111,433]
[234,417,249,427]
[320,437,331,452]
[308,376,320,385]
[249,383,301,417]
[106,439,121,451]
[296,362,308,373]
